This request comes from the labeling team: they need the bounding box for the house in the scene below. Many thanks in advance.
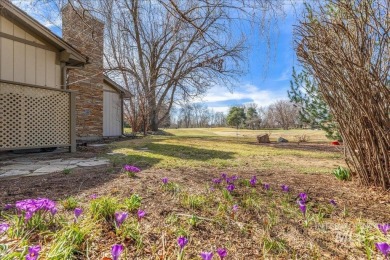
[0,0,128,153]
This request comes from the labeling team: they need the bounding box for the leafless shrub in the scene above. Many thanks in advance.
[294,134,310,144]
[295,0,390,188]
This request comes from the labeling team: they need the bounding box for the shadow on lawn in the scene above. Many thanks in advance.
[143,143,235,161]
[0,154,162,205]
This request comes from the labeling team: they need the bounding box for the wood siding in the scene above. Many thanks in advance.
[0,16,61,88]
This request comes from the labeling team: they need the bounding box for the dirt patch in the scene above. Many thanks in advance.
[0,165,389,259]
[253,142,343,153]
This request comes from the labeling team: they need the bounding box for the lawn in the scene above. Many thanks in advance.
[0,128,389,259]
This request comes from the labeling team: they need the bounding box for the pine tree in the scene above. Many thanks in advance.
[227,107,246,130]
[288,68,341,140]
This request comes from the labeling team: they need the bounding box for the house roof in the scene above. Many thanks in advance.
[103,76,132,98]
[0,0,87,65]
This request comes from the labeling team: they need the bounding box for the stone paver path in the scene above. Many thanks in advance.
[0,157,110,178]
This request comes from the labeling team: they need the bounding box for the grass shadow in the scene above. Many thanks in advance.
[0,154,162,204]
[142,143,235,161]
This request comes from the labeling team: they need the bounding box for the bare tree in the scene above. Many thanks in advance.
[268,100,299,129]
[17,0,289,132]
[99,0,247,131]
[296,0,390,188]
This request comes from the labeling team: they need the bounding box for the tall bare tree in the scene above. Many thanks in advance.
[94,0,284,131]
[295,0,390,188]
[268,100,299,130]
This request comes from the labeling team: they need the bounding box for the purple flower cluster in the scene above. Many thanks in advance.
[375,242,390,258]
[281,185,289,192]
[226,175,238,184]
[15,198,57,220]
[250,176,257,186]
[297,193,308,216]
[200,248,227,259]
[212,178,222,185]
[375,224,390,257]
[112,244,124,260]
[162,177,169,184]
[226,184,235,192]
[115,212,128,227]
[137,209,146,221]
[378,223,390,235]
[123,165,141,173]
[263,183,270,190]
[74,208,83,222]
[0,222,10,234]
[26,245,41,260]
[177,236,188,251]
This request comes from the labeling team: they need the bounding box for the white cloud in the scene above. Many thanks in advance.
[188,83,289,114]
[208,106,230,113]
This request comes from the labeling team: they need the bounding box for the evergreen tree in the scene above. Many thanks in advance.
[227,106,246,130]
[288,67,341,140]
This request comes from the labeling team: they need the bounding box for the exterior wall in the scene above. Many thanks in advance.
[103,84,122,137]
[0,15,61,88]
[62,5,104,140]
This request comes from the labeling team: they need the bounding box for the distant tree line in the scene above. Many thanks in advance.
[169,100,301,130]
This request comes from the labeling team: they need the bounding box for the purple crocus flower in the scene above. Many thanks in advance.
[281,185,289,192]
[329,199,337,206]
[378,224,390,235]
[212,178,222,185]
[162,177,168,184]
[250,176,257,186]
[50,207,58,216]
[115,212,128,227]
[89,194,98,200]
[74,208,83,221]
[200,252,213,260]
[111,244,124,260]
[264,183,270,190]
[4,204,13,210]
[231,175,239,181]
[299,193,308,203]
[26,245,41,260]
[298,201,306,216]
[217,248,227,259]
[221,173,227,179]
[123,165,141,173]
[177,236,188,250]
[375,242,390,257]
[0,223,10,234]
[232,204,239,212]
[226,184,235,192]
[137,209,146,220]
[16,198,57,220]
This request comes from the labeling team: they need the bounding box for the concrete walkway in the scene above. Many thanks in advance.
[0,157,110,178]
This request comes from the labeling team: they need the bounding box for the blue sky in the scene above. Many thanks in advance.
[198,2,305,112]
[12,0,304,113]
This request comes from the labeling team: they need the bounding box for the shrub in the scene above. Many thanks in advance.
[124,194,142,212]
[61,197,78,211]
[332,166,351,181]
[162,182,181,195]
[90,197,119,221]
[180,193,206,210]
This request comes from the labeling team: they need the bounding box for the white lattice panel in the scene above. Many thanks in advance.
[0,83,71,149]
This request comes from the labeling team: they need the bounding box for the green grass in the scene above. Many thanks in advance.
[109,128,343,175]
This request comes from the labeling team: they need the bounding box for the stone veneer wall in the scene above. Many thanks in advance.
[61,5,104,140]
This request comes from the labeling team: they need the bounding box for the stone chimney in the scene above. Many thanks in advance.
[62,4,104,140]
